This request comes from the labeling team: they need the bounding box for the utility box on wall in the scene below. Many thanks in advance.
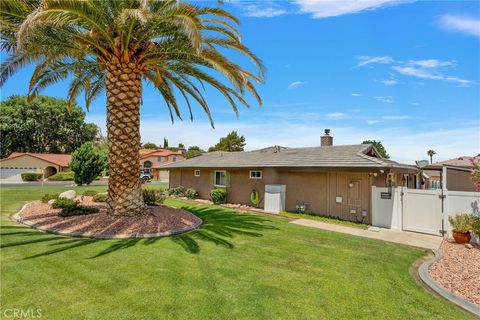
[264,184,286,214]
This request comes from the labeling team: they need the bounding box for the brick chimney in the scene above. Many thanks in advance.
[321,129,333,146]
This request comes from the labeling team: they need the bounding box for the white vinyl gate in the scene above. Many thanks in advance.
[372,186,480,238]
[402,189,443,236]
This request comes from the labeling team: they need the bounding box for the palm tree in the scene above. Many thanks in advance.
[427,149,436,164]
[0,0,263,216]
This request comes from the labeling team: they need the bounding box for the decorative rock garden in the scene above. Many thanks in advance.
[13,190,202,239]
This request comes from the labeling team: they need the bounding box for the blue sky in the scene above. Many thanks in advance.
[1,0,479,163]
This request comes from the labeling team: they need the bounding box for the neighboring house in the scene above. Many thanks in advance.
[139,149,184,181]
[164,130,419,224]
[423,156,478,191]
[0,152,71,181]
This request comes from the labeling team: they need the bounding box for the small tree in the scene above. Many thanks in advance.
[70,143,107,185]
[427,149,436,164]
[209,131,246,152]
[142,142,157,149]
[185,146,205,159]
[362,140,389,159]
[163,137,169,149]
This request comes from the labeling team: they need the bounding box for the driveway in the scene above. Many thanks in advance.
[290,219,443,250]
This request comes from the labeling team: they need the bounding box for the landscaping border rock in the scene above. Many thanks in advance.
[12,203,203,239]
[418,250,480,317]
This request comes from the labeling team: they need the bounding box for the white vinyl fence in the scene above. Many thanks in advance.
[372,186,480,242]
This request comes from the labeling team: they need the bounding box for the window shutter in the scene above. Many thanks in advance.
[210,171,215,186]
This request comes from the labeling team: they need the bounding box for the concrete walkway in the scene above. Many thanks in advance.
[290,219,443,250]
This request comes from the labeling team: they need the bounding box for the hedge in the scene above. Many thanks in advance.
[21,173,42,181]
[47,171,74,181]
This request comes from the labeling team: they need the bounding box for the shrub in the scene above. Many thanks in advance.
[41,193,59,203]
[185,188,199,199]
[59,205,99,217]
[82,190,98,196]
[471,215,480,237]
[47,171,74,181]
[143,189,166,205]
[168,186,185,196]
[92,193,108,203]
[70,142,107,185]
[21,173,42,181]
[210,188,227,205]
[51,198,77,209]
[448,213,472,233]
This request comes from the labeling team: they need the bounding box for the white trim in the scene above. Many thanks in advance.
[249,170,262,179]
[214,170,227,187]
[194,169,200,177]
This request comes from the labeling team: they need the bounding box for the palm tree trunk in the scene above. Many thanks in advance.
[105,58,145,216]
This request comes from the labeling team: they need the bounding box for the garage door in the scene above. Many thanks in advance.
[0,168,38,181]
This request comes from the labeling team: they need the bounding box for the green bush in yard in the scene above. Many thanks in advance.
[92,193,108,202]
[21,173,42,181]
[70,142,107,185]
[41,193,59,203]
[143,189,165,205]
[185,188,199,199]
[471,215,480,237]
[82,190,98,196]
[210,188,227,204]
[58,205,99,217]
[47,171,74,181]
[168,186,185,196]
[51,198,77,209]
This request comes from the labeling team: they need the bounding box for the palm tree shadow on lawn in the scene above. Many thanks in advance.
[2,204,278,259]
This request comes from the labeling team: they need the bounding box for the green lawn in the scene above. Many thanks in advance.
[0,186,473,319]
[279,211,369,229]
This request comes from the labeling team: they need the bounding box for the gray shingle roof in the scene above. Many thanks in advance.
[165,144,417,170]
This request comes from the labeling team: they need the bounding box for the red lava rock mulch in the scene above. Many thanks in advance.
[14,197,202,238]
[429,240,480,306]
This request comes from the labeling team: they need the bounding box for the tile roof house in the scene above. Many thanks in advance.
[423,156,478,191]
[0,152,72,180]
[139,149,184,181]
[164,130,419,223]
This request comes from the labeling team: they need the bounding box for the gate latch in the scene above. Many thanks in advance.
[438,195,446,199]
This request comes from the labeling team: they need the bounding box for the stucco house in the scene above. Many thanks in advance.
[139,149,184,181]
[165,131,419,224]
[0,152,71,181]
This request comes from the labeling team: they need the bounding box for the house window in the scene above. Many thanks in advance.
[172,156,177,162]
[157,156,164,162]
[214,170,227,187]
[194,170,200,177]
[249,170,262,179]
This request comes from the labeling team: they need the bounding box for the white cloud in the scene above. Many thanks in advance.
[366,119,384,125]
[439,15,480,37]
[356,55,394,66]
[407,59,455,68]
[357,55,474,87]
[293,0,410,19]
[374,96,395,103]
[326,112,347,119]
[243,6,287,18]
[380,79,398,86]
[287,81,307,89]
[409,102,420,106]
[351,93,362,96]
[391,65,473,86]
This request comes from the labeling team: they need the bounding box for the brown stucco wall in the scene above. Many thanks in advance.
[446,168,476,191]
[169,168,377,223]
